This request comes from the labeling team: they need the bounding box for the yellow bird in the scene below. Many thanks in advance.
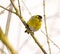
[25,15,42,33]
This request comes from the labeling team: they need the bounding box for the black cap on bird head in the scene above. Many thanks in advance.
[36,15,42,20]
[38,15,42,19]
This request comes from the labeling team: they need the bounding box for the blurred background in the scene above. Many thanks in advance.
[0,0,60,54]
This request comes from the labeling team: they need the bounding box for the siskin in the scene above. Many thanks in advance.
[25,15,42,33]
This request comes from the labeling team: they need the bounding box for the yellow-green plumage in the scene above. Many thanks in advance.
[26,15,42,32]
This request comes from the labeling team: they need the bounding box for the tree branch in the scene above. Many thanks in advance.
[43,0,51,54]
[0,27,17,54]
[10,0,18,13]
[0,5,16,14]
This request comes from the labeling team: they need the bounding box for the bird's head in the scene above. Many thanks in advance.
[34,15,42,20]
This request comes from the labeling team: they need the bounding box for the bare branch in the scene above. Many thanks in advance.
[0,5,16,14]
[41,30,60,51]
[0,0,15,15]
[43,0,51,54]
[0,27,17,54]
[10,0,18,13]
[0,49,6,54]
[22,0,32,16]
[18,0,21,15]
[1,3,13,54]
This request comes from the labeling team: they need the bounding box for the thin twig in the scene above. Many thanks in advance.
[0,5,16,14]
[0,49,7,54]
[0,5,10,15]
[43,0,51,54]
[10,0,18,13]
[18,37,30,52]
[41,30,60,51]
[0,0,15,15]
[0,3,12,15]
[31,33,47,54]
[18,0,21,15]
[5,1,13,37]
[22,0,32,15]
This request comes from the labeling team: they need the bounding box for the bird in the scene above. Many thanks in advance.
[25,15,42,34]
